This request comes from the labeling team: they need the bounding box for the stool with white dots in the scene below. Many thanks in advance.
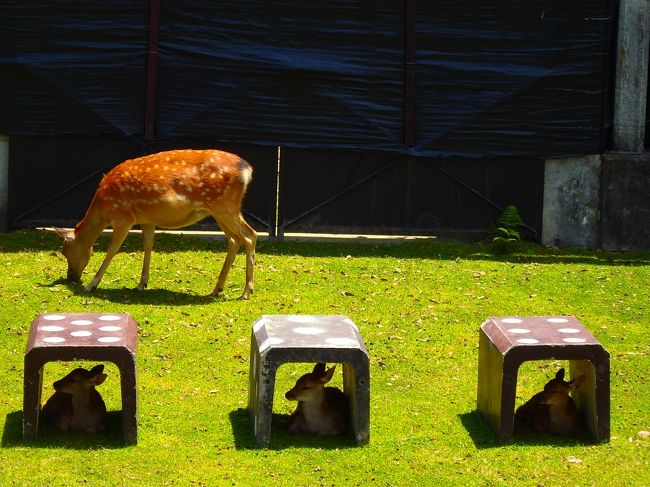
[248,315,370,447]
[23,313,138,444]
[477,315,609,441]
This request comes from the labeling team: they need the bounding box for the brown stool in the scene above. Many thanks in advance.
[248,315,370,447]
[23,312,138,444]
[477,315,609,441]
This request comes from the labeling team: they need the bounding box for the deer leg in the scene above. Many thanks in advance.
[211,213,256,299]
[136,224,155,291]
[211,222,242,298]
[238,217,257,300]
[85,225,131,291]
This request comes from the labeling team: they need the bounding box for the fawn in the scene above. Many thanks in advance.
[41,364,108,433]
[515,368,585,435]
[285,363,350,436]
[55,149,257,299]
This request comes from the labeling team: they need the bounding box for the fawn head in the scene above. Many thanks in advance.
[285,363,336,402]
[54,364,107,396]
[540,368,585,407]
[54,227,90,283]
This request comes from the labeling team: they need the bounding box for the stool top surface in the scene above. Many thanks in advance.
[482,315,602,352]
[26,313,137,351]
[252,315,367,354]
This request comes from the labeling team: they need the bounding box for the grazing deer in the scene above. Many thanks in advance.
[515,368,585,435]
[285,363,350,436]
[41,364,108,433]
[55,149,257,299]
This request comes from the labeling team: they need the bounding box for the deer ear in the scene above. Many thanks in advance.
[570,375,586,389]
[90,364,105,375]
[54,227,75,241]
[321,366,336,384]
[312,363,326,376]
[91,373,107,386]
[556,368,565,380]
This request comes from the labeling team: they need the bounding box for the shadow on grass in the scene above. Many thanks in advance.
[459,410,599,449]
[228,408,358,450]
[2,410,130,450]
[3,228,649,267]
[37,279,226,306]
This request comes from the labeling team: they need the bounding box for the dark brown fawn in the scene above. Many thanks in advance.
[285,363,350,436]
[41,364,108,433]
[515,368,586,435]
[55,149,257,299]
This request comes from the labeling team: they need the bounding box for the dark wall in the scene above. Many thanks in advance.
[2,1,615,158]
[1,1,616,237]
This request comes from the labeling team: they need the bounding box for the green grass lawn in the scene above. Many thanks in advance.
[0,229,648,486]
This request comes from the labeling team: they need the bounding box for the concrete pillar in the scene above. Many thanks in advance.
[0,135,8,232]
[542,155,602,248]
[612,0,650,152]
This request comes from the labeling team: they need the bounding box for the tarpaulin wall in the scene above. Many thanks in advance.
[0,1,615,234]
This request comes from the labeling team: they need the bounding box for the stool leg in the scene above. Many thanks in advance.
[499,360,519,440]
[254,361,277,447]
[23,358,44,441]
[477,330,505,436]
[343,362,370,445]
[118,357,138,445]
[595,358,611,442]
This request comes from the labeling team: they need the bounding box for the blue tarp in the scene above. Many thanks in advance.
[0,0,614,158]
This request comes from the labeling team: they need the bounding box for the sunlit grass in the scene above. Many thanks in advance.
[0,229,648,486]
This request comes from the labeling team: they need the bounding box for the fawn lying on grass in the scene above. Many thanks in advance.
[285,363,350,436]
[41,364,108,433]
[515,367,585,435]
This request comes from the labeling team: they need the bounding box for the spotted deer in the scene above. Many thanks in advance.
[515,368,586,435]
[55,149,257,299]
[41,364,108,433]
[285,363,350,436]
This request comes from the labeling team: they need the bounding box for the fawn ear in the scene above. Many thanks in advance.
[570,375,586,390]
[91,373,107,386]
[90,364,105,375]
[321,366,336,384]
[312,363,326,376]
[556,368,565,380]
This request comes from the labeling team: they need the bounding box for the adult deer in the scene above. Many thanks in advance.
[55,149,257,299]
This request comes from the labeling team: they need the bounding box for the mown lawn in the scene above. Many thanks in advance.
[0,229,648,486]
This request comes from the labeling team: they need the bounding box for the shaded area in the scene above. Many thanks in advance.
[2,410,128,450]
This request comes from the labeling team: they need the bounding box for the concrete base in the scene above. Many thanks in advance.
[542,155,601,248]
[542,153,650,251]
[601,152,650,251]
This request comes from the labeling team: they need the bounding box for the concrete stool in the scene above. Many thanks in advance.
[23,312,138,444]
[477,315,609,441]
[248,315,370,447]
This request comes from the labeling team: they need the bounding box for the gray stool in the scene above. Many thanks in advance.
[477,315,610,441]
[23,312,138,444]
[248,315,370,446]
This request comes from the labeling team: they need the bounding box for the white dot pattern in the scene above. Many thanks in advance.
[489,316,598,347]
[253,315,365,351]
[293,327,325,335]
[517,338,539,344]
[36,314,128,346]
